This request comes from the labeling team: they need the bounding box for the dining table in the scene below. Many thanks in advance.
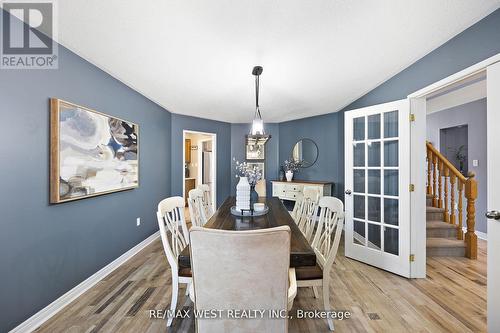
[178,196,317,269]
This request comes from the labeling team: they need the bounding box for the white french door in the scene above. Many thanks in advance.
[344,99,411,277]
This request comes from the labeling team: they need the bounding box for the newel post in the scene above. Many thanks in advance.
[464,172,477,259]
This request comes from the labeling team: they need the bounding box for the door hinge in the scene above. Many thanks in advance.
[409,113,416,122]
[409,184,415,192]
[409,254,415,262]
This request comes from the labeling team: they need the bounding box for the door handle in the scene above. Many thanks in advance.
[345,189,352,195]
[486,210,500,220]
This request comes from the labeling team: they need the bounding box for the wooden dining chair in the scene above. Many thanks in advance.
[295,196,344,331]
[197,184,214,218]
[156,196,192,327]
[189,226,297,332]
[188,188,208,227]
[297,186,321,243]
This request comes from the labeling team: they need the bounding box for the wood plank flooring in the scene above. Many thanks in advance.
[35,234,487,333]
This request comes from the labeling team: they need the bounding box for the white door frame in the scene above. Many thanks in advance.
[486,61,500,331]
[182,130,217,210]
[407,53,500,279]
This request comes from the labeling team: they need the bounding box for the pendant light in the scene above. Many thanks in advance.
[246,66,271,145]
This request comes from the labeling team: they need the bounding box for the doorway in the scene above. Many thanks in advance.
[182,130,217,211]
[408,54,500,330]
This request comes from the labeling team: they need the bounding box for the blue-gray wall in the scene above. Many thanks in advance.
[230,123,280,198]
[427,99,488,233]
[277,9,500,203]
[170,113,231,207]
[0,46,172,331]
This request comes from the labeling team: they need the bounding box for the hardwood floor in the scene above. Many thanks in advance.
[35,237,487,333]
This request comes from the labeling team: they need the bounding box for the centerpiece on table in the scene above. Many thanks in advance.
[233,158,264,213]
[282,159,303,182]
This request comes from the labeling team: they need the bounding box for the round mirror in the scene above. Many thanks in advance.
[290,138,319,168]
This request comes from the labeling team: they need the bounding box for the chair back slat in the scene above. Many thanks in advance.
[311,196,344,273]
[156,197,189,272]
[197,184,214,218]
[297,186,321,242]
[290,193,304,223]
[188,188,207,227]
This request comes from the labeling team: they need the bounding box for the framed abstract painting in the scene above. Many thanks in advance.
[50,98,139,203]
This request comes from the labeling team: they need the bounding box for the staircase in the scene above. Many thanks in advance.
[426,142,478,258]
[426,195,465,256]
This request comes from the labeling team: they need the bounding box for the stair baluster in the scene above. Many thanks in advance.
[427,152,433,195]
[449,174,456,226]
[438,160,443,209]
[432,154,438,207]
[457,181,464,240]
[443,167,450,223]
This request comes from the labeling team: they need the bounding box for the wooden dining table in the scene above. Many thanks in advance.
[178,196,317,268]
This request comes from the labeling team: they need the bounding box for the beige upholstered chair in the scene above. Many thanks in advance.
[189,226,297,333]
[188,188,208,227]
[296,196,344,331]
[156,196,192,327]
[297,186,321,243]
[197,184,214,218]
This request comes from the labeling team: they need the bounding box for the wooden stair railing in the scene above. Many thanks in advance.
[426,141,477,259]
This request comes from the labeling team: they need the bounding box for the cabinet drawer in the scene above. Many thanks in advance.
[272,183,285,197]
[285,184,303,192]
[283,191,299,200]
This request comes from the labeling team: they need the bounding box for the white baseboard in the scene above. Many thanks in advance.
[9,231,160,333]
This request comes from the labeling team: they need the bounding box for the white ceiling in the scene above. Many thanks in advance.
[57,0,500,123]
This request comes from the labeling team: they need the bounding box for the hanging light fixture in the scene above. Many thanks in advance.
[246,65,271,145]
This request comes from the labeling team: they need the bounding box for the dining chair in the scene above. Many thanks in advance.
[297,186,321,243]
[197,184,214,218]
[188,226,297,333]
[188,188,208,227]
[290,192,304,224]
[295,196,344,331]
[156,196,192,327]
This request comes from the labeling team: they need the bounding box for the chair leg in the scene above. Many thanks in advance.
[322,279,334,331]
[167,274,179,327]
[312,286,319,299]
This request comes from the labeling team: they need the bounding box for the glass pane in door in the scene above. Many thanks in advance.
[353,117,365,140]
[384,226,399,255]
[368,114,381,139]
[354,220,366,245]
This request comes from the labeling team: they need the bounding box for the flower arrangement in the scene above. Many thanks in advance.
[233,158,263,185]
[282,159,303,173]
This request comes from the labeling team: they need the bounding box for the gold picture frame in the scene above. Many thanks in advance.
[50,98,139,203]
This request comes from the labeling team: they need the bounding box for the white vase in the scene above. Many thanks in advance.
[285,171,294,182]
[236,176,250,210]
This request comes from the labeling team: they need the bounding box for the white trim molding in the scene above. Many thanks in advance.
[9,232,160,333]
[408,53,500,98]
[426,78,486,114]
